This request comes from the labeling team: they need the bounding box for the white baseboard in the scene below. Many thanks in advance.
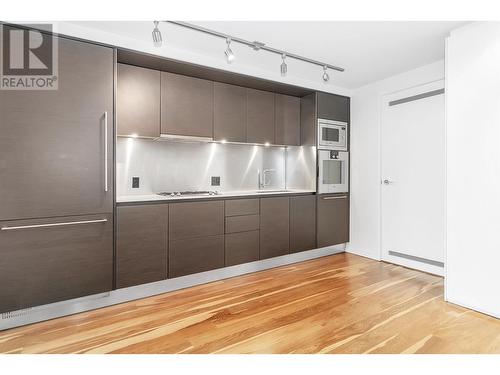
[445,297,500,320]
[0,245,345,331]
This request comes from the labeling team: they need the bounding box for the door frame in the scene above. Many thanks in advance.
[378,79,446,276]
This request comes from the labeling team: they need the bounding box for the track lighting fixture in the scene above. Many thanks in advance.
[152,21,163,48]
[280,54,287,77]
[157,22,345,81]
[225,38,235,63]
[322,65,330,83]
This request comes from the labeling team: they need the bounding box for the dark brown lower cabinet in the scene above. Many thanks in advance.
[260,197,290,259]
[0,214,113,313]
[169,235,225,278]
[116,204,168,288]
[317,194,349,247]
[225,230,260,266]
[290,195,317,253]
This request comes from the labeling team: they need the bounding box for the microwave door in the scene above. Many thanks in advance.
[322,127,340,143]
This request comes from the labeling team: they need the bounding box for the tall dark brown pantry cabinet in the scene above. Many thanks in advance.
[0,31,114,313]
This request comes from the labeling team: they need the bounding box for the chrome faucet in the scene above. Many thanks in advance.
[258,169,276,189]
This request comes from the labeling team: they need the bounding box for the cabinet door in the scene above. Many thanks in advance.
[225,230,260,266]
[161,72,214,138]
[300,92,317,146]
[246,88,275,144]
[116,204,168,288]
[260,197,289,259]
[290,195,317,253]
[275,94,300,146]
[317,92,350,123]
[169,201,224,240]
[225,214,260,233]
[117,64,160,138]
[169,235,224,278]
[0,214,113,313]
[0,34,114,221]
[214,82,246,142]
[317,194,349,247]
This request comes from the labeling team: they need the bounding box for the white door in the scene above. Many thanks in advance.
[381,80,445,275]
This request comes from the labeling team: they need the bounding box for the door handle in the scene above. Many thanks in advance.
[103,111,108,193]
[1,219,108,231]
[382,179,394,185]
[322,196,348,200]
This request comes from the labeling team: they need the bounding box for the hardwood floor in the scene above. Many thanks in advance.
[1,253,500,354]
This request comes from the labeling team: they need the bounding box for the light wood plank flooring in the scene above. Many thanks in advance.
[1,253,500,354]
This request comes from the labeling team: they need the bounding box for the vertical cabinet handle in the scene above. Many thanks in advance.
[103,111,108,193]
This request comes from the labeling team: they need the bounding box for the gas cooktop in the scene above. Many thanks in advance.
[157,190,220,197]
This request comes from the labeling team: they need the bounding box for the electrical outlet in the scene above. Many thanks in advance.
[211,176,221,186]
[132,177,140,188]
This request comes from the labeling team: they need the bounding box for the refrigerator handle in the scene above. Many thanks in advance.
[103,111,108,193]
[1,219,108,231]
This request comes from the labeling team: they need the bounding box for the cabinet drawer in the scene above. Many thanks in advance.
[225,214,259,234]
[0,214,113,313]
[225,199,259,216]
[116,204,168,288]
[225,231,260,266]
[169,235,224,278]
[169,201,224,240]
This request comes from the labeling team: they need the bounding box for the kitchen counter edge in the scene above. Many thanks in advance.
[116,190,317,206]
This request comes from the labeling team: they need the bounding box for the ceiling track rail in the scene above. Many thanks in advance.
[164,21,345,73]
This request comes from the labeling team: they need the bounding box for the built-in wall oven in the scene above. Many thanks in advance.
[318,149,349,194]
[317,119,348,151]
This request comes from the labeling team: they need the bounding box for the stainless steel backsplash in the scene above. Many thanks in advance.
[117,138,315,196]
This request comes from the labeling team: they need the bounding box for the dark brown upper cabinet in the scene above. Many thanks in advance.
[116,204,168,288]
[246,88,275,144]
[290,195,316,253]
[275,94,300,146]
[300,92,317,146]
[317,92,350,123]
[214,82,247,142]
[117,63,161,138]
[161,72,214,138]
[0,36,114,221]
[260,197,290,259]
[317,194,350,247]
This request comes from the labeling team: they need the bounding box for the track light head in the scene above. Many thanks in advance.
[225,38,235,63]
[280,54,287,77]
[152,21,163,48]
[322,65,330,83]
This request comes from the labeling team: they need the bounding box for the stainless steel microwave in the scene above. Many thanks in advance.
[317,119,348,151]
[318,150,349,194]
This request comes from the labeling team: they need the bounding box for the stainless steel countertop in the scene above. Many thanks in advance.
[116,189,316,204]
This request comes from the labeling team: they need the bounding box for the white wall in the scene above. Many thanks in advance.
[51,21,350,97]
[445,22,500,318]
[347,60,445,261]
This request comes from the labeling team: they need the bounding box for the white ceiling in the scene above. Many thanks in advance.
[69,21,468,89]
[191,21,468,88]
